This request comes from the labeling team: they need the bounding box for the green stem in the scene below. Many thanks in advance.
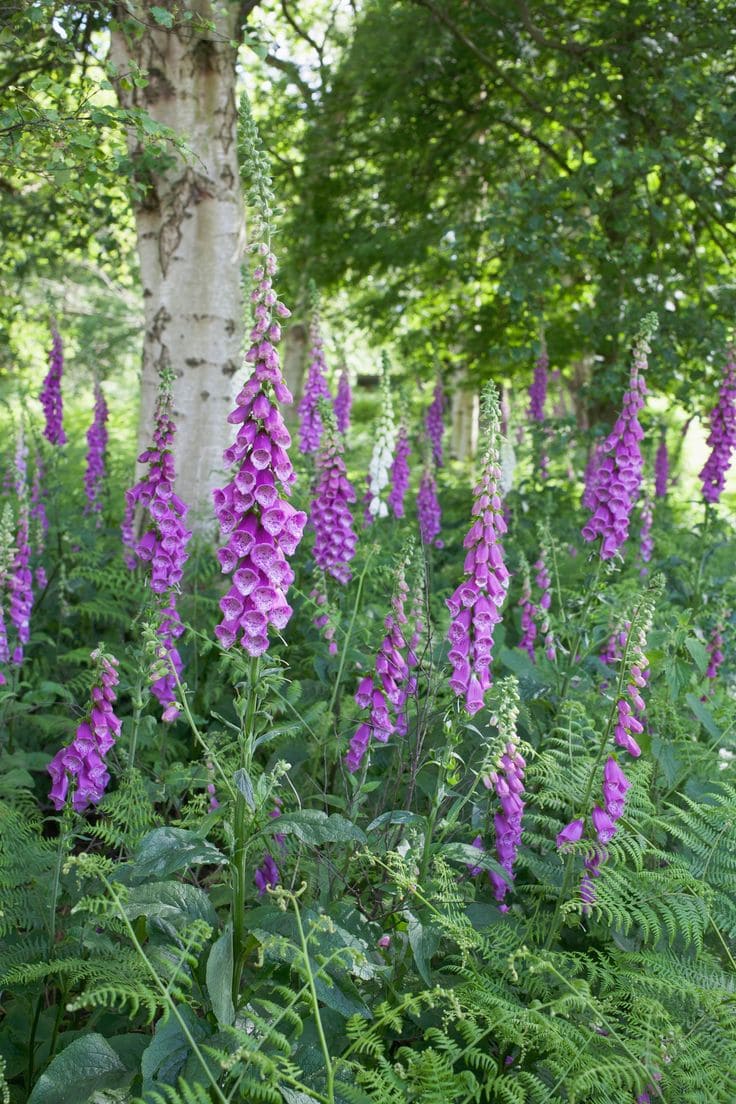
[328,550,373,718]
[558,555,604,701]
[292,894,334,1104]
[127,677,144,772]
[231,656,260,1009]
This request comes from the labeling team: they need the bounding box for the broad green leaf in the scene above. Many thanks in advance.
[685,637,709,675]
[28,1033,127,1104]
[406,911,439,986]
[440,842,512,885]
[150,5,174,27]
[367,809,426,832]
[685,692,721,739]
[233,767,255,810]
[270,810,366,846]
[123,881,217,935]
[141,1007,211,1095]
[206,926,235,1027]
[131,828,224,882]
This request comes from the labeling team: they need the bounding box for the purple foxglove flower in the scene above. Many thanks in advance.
[426,380,445,467]
[700,349,736,504]
[366,356,397,519]
[9,432,32,665]
[467,834,485,877]
[638,493,653,577]
[214,244,305,655]
[84,382,109,523]
[48,648,121,812]
[518,562,537,660]
[298,306,332,453]
[388,424,411,519]
[488,739,525,910]
[706,624,724,681]
[528,343,548,423]
[417,468,442,548]
[654,435,669,498]
[446,385,509,715]
[310,405,357,585]
[310,580,338,654]
[556,818,584,848]
[121,494,137,570]
[0,505,14,679]
[126,384,192,718]
[582,315,657,560]
[254,852,280,895]
[30,453,48,537]
[40,326,66,446]
[345,556,418,771]
[581,441,605,511]
[334,368,352,434]
[534,549,555,661]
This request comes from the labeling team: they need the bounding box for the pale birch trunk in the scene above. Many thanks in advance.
[111,1,249,524]
[450,377,479,461]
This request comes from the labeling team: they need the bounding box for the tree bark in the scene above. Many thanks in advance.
[110,0,246,524]
[450,375,479,461]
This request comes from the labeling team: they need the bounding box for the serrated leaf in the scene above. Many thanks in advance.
[123,881,217,936]
[150,5,174,27]
[233,767,255,810]
[685,692,721,739]
[28,1034,127,1104]
[206,926,235,1027]
[131,828,224,882]
[685,637,709,675]
[269,810,366,846]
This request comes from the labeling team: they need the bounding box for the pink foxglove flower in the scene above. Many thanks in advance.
[446,385,509,716]
[706,624,724,682]
[528,342,548,423]
[0,505,14,682]
[9,432,32,665]
[334,368,352,434]
[426,380,445,467]
[345,556,416,771]
[518,561,537,660]
[535,550,555,661]
[214,244,306,655]
[298,306,332,454]
[126,383,191,720]
[700,349,736,504]
[48,648,121,812]
[84,382,109,523]
[310,404,357,585]
[582,315,656,559]
[654,436,668,498]
[581,441,605,511]
[388,423,411,519]
[638,493,653,577]
[417,468,442,548]
[40,326,66,446]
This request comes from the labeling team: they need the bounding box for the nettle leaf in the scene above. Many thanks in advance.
[150,5,174,27]
[123,881,217,935]
[130,828,225,883]
[685,636,709,675]
[206,925,235,1027]
[686,692,721,739]
[269,810,366,846]
[28,1033,127,1104]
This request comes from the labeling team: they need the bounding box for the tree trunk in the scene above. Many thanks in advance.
[450,376,479,461]
[110,1,246,524]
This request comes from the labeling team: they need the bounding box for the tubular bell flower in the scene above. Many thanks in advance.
[426,379,445,467]
[528,341,548,423]
[638,493,653,577]
[388,422,411,519]
[334,368,352,435]
[535,548,555,661]
[417,467,442,548]
[482,681,524,910]
[0,505,14,682]
[705,624,725,682]
[30,452,48,589]
[9,432,32,665]
[48,647,121,812]
[700,349,736,504]
[310,577,339,654]
[366,355,397,519]
[84,382,109,522]
[518,559,537,660]
[582,315,657,559]
[126,381,192,719]
[581,441,605,511]
[298,302,332,454]
[446,384,509,716]
[213,246,305,653]
[121,495,137,570]
[345,553,416,771]
[654,435,669,498]
[40,325,67,446]
[310,402,357,585]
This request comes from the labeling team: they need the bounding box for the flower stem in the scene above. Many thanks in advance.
[231,655,260,1009]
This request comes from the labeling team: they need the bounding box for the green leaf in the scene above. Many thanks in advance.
[123,881,218,935]
[406,911,439,986]
[685,637,709,675]
[141,1007,211,1094]
[131,828,224,883]
[150,6,174,27]
[685,692,721,739]
[440,842,512,885]
[367,810,426,832]
[270,810,366,846]
[206,926,235,1027]
[28,1033,127,1104]
[233,767,255,810]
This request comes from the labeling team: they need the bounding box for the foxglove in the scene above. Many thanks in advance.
[48,648,121,812]
[417,468,442,548]
[518,561,537,660]
[213,243,306,655]
[700,349,736,504]
[706,624,724,681]
[9,432,32,665]
[528,343,548,422]
[388,423,411,519]
[654,436,669,498]
[581,442,605,511]
[426,380,445,467]
[535,549,555,661]
[84,382,109,523]
[366,356,396,519]
[638,493,653,577]
[334,368,352,434]
[298,305,332,453]
[481,680,524,910]
[446,384,509,715]
[310,403,357,585]
[40,326,66,446]
[0,506,13,683]
[582,315,657,559]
